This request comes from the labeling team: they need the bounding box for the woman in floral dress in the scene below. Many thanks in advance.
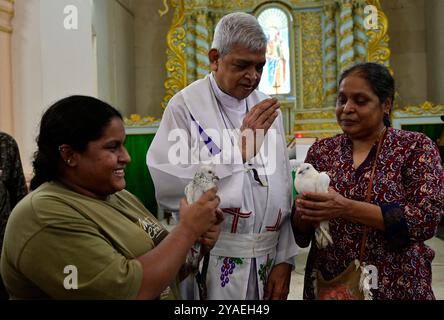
[292,62,444,300]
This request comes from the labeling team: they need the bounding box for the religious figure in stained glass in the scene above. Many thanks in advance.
[257,7,291,95]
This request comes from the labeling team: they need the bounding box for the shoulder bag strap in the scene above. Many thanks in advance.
[359,128,387,262]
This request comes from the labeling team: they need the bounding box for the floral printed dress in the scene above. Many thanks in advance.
[294,128,444,300]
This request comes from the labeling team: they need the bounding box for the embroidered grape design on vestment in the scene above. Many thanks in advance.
[220,257,243,287]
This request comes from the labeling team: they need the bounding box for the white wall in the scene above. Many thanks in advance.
[12,0,95,175]
[12,0,136,176]
[92,0,135,115]
[40,0,95,104]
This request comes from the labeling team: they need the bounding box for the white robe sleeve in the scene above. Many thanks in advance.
[273,111,299,264]
[147,93,245,212]
[275,214,298,265]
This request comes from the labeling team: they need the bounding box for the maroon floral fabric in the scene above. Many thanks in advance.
[294,128,444,300]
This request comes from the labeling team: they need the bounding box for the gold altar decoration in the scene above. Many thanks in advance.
[296,110,336,120]
[393,102,444,117]
[124,114,160,127]
[158,0,170,17]
[366,0,390,64]
[300,11,323,109]
[161,0,187,110]
[0,0,14,34]
[293,0,391,138]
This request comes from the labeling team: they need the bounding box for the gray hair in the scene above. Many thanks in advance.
[211,12,267,58]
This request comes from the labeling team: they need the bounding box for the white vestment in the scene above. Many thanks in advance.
[147,74,298,300]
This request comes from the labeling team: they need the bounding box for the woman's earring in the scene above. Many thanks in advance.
[66,159,72,165]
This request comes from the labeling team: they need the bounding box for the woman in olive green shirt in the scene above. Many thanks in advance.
[0,96,222,299]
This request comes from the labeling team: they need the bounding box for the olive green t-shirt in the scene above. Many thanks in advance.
[0,182,175,299]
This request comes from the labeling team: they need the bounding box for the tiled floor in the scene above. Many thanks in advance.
[288,236,444,300]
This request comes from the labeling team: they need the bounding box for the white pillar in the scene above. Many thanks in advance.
[0,0,14,135]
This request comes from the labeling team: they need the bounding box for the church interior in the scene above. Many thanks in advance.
[0,0,443,299]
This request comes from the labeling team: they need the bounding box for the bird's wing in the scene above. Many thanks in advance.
[294,173,303,194]
[295,174,317,194]
[202,180,216,193]
[316,172,331,193]
[184,182,194,204]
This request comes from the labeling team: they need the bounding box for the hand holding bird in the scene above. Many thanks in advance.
[293,163,333,249]
[183,164,222,300]
[184,165,220,269]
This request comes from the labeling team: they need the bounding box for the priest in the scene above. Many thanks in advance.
[147,12,298,300]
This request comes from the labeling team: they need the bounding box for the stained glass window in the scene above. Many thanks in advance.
[257,7,291,96]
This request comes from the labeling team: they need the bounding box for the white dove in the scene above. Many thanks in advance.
[184,164,220,271]
[294,163,333,249]
[185,164,219,205]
